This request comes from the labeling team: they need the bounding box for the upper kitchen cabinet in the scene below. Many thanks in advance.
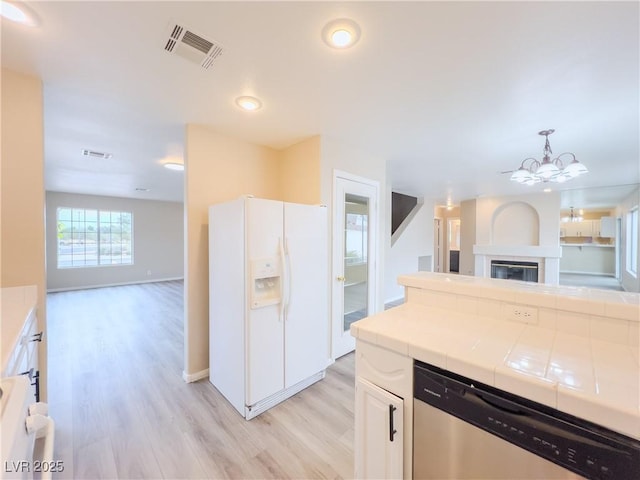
[599,216,616,238]
[561,220,593,237]
[559,209,617,240]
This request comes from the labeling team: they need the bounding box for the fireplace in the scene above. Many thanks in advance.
[491,260,539,283]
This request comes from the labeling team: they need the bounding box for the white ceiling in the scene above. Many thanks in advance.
[2,1,638,207]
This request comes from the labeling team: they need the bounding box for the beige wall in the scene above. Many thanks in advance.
[184,125,280,377]
[184,130,388,377]
[46,192,184,291]
[1,68,47,398]
[278,136,321,204]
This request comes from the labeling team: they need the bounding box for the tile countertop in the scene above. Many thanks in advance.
[561,243,615,248]
[1,285,38,373]
[350,272,640,440]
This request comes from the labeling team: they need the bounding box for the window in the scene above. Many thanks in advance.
[627,207,638,276]
[57,208,133,268]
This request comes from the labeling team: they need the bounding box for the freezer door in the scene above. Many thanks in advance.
[283,202,330,388]
[246,198,285,406]
[209,199,247,415]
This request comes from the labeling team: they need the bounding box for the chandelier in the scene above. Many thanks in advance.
[510,129,588,185]
[562,206,583,223]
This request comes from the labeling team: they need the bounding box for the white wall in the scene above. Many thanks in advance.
[46,192,184,291]
[618,186,640,292]
[320,136,386,312]
[459,200,476,276]
[385,192,434,302]
[475,192,561,247]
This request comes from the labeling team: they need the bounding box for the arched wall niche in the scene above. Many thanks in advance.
[491,201,540,246]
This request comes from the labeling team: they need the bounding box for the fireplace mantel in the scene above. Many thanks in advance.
[473,244,562,285]
[473,245,562,258]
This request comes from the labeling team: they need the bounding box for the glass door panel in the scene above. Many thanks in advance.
[343,193,369,332]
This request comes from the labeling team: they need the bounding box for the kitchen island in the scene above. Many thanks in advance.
[350,272,639,479]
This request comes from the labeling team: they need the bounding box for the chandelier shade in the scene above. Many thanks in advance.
[509,130,588,185]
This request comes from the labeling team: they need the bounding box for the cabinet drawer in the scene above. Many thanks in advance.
[355,340,412,399]
[3,309,39,377]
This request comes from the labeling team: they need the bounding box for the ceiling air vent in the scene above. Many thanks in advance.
[82,149,112,160]
[164,23,224,70]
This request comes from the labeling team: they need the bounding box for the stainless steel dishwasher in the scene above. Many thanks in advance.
[413,360,640,479]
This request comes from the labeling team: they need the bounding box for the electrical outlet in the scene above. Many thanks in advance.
[147,270,152,276]
[504,304,538,324]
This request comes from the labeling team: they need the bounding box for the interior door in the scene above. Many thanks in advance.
[447,217,460,273]
[333,175,378,359]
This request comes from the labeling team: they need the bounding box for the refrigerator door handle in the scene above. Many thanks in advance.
[278,237,286,322]
[284,237,292,318]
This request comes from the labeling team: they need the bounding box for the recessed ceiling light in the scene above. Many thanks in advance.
[1,1,39,26]
[164,162,184,171]
[135,188,150,192]
[235,96,262,112]
[543,188,552,193]
[322,18,361,49]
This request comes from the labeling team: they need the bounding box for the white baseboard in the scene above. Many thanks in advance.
[47,277,184,293]
[384,295,404,304]
[182,368,209,383]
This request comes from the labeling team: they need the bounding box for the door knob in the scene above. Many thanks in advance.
[336,275,345,282]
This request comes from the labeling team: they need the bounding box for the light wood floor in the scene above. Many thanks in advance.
[46,281,355,479]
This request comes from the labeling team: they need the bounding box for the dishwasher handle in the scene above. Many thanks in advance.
[467,388,528,416]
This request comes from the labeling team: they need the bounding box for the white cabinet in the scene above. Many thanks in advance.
[561,218,616,238]
[354,340,413,479]
[599,216,616,238]
[1,285,41,402]
[355,378,403,480]
[562,220,592,237]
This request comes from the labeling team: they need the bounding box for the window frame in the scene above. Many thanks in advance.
[56,207,134,269]
[626,207,638,277]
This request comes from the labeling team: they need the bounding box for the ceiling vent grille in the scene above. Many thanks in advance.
[164,23,224,70]
[82,149,113,160]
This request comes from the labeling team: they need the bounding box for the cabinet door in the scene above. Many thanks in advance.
[355,378,403,480]
[600,216,616,238]
[564,221,592,237]
[563,222,580,237]
[580,220,600,237]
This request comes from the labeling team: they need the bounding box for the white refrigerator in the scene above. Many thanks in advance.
[208,197,330,419]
